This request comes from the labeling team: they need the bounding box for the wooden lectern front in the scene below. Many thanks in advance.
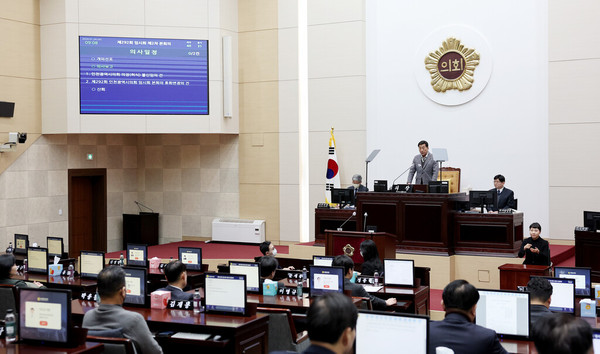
[498,263,551,290]
[324,230,396,266]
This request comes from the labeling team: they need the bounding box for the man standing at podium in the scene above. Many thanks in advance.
[407,140,439,185]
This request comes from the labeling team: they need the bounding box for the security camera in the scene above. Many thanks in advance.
[0,132,27,152]
[18,132,27,144]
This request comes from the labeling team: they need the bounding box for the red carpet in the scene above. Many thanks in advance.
[106,241,289,260]
[431,289,443,311]
[549,244,575,265]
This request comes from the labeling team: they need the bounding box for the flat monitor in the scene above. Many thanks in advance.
[27,247,48,274]
[391,184,413,193]
[14,234,29,255]
[309,265,344,297]
[383,259,414,287]
[593,328,600,354]
[554,266,591,297]
[178,247,202,271]
[428,180,449,194]
[374,180,388,192]
[469,190,498,210]
[228,261,261,293]
[80,251,105,279]
[331,188,354,206]
[47,237,64,258]
[584,211,600,231]
[476,289,530,339]
[356,310,428,354]
[205,273,247,315]
[18,288,71,345]
[123,267,147,307]
[531,276,575,314]
[313,255,334,267]
[126,244,147,267]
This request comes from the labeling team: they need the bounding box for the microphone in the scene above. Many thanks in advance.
[363,212,368,232]
[392,165,413,185]
[338,211,356,231]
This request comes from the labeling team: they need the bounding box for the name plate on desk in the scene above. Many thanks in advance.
[80,292,98,302]
[167,300,193,310]
[108,259,121,265]
[278,287,299,296]
[159,263,167,269]
[287,272,304,280]
[356,276,376,285]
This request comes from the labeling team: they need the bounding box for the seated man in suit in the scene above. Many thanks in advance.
[157,260,193,301]
[407,140,439,185]
[347,174,368,193]
[489,174,516,211]
[429,279,507,354]
[332,255,396,310]
[527,276,553,326]
[301,292,358,354]
[258,241,294,270]
[533,314,593,354]
[259,256,284,289]
[83,266,163,354]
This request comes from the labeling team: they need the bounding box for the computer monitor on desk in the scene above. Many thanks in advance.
[18,287,72,345]
[126,243,147,267]
[14,233,29,255]
[584,211,600,231]
[531,276,575,314]
[313,255,334,267]
[229,261,261,293]
[384,259,414,287]
[331,188,354,206]
[428,181,449,194]
[476,289,530,339]
[469,190,497,212]
[123,267,147,307]
[205,273,247,315]
[356,311,428,353]
[80,251,105,279]
[309,266,344,297]
[27,247,48,274]
[554,266,591,297]
[593,329,600,354]
[47,236,64,258]
[178,247,202,271]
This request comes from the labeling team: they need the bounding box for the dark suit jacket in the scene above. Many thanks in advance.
[530,304,553,327]
[157,285,193,301]
[343,278,387,310]
[272,345,335,354]
[360,258,382,276]
[407,153,439,184]
[347,184,368,192]
[489,187,515,211]
[429,313,507,354]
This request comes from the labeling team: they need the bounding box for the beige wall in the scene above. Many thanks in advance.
[548,1,600,239]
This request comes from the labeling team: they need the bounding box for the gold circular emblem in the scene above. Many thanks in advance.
[425,37,480,92]
[342,244,355,257]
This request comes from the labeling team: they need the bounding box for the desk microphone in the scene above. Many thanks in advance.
[338,211,356,231]
[363,212,368,232]
[392,165,413,185]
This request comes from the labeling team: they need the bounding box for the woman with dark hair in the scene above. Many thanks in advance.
[0,254,43,288]
[359,239,382,276]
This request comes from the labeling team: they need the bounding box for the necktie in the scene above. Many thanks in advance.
[498,189,501,195]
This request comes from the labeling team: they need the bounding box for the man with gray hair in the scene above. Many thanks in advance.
[348,174,368,193]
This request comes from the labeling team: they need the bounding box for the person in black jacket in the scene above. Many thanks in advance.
[488,174,516,211]
[0,254,44,288]
[359,239,382,276]
[518,222,550,265]
[156,260,193,301]
[527,276,553,327]
[332,255,396,310]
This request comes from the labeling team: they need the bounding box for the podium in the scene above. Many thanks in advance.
[498,263,551,290]
[324,230,396,266]
[123,213,159,249]
[575,229,600,282]
[454,212,524,256]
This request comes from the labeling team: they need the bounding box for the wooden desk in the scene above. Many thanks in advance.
[454,212,524,256]
[12,273,97,298]
[147,268,206,292]
[498,264,551,290]
[72,300,268,354]
[324,230,396,265]
[0,340,104,353]
[314,208,356,244]
[575,230,600,282]
[368,285,430,315]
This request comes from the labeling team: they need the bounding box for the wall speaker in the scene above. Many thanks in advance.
[222,36,233,118]
[0,102,15,118]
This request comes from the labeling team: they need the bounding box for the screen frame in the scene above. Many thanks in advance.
[554,266,592,297]
[126,243,148,268]
[312,255,334,267]
[46,236,64,258]
[27,247,49,274]
[469,190,498,209]
[178,247,203,271]
[122,266,148,307]
[530,276,576,314]
[308,265,345,297]
[383,259,415,287]
[79,250,106,279]
[356,310,429,354]
[204,273,248,316]
[14,233,29,255]
[18,287,72,345]
[228,261,261,293]
[78,35,210,115]
[476,288,531,340]
[330,188,354,205]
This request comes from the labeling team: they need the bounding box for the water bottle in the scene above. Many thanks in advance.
[119,253,125,266]
[373,271,379,287]
[297,282,303,298]
[6,242,13,254]
[193,289,201,314]
[68,262,74,279]
[23,258,28,273]
[5,309,17,342]
[302,266,308,284]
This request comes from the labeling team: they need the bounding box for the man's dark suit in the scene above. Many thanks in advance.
[272,344,335,354]
[489,187,515,211]
[157,285,193,301]
[343,278,387,310]
[347,184,368,204]
[429,313,507,354]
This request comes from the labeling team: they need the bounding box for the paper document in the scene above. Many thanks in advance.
[363,285,383,292]
[171,332,211,340]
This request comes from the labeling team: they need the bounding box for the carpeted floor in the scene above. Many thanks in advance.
[106,240,289,260]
